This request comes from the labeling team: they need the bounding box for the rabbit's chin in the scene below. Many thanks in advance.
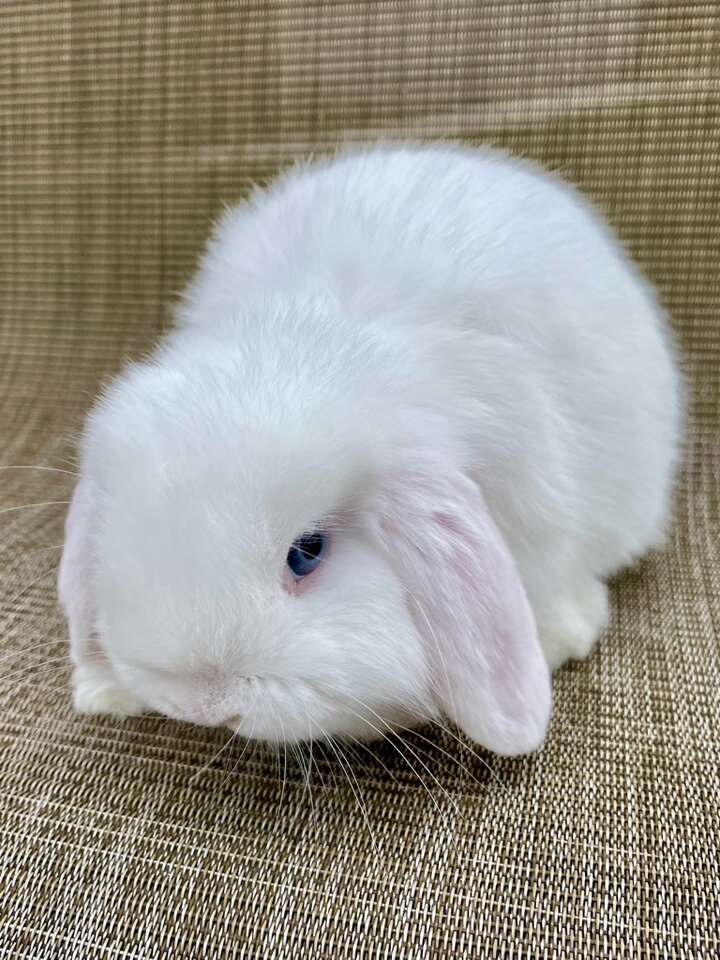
[70,657,432,745]
[230,702,434,746]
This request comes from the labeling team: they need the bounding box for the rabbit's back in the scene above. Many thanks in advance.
[182,145,683,614]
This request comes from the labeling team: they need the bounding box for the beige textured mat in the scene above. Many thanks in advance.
[1,3,718,957]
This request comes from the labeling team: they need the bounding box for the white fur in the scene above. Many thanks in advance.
[59,144,682,754]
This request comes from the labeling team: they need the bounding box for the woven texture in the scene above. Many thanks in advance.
[1,3,718,957]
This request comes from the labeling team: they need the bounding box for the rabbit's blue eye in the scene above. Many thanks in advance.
[287,532,326,578]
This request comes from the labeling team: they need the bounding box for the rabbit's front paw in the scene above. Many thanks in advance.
[72,665,145,718]
[540,578,609,670]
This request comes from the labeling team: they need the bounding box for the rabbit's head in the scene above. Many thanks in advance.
[63,292,551,755]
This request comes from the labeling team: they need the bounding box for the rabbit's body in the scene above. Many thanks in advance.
[59,145,682,754]
[180,145,682,667]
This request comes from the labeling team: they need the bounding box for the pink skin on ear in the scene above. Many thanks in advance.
[58,475,144,716]
[375,448,552,756]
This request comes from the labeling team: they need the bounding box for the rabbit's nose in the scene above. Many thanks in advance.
[158,682,241,728]
[186,695,237,727]
[174,702,239,728]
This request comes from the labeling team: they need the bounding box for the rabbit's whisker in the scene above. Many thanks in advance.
[0,501,70,517]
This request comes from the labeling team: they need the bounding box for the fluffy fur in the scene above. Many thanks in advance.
[58,144,683,755]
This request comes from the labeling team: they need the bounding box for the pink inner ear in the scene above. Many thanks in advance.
[375,454,551,756]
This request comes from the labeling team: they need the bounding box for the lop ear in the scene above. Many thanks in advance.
[375,449,551,756]
[58,473,146,717]
[58,474,98,667]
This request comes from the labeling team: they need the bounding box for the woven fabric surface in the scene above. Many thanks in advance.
[1,2,718,957]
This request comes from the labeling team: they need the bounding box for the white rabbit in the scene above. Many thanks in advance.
[59,144,683,756]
